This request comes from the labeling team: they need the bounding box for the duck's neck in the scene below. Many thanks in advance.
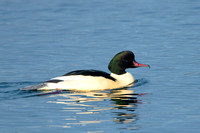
[110,72,134,87]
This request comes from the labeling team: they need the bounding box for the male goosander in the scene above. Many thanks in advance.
[20,51,149,91]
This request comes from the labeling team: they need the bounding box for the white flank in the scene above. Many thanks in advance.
[21,72,134,91]
[44,75,118,91]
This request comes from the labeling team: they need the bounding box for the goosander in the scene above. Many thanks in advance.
[20,51,149,91]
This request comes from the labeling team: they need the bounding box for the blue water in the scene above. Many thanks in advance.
[1,0,200,132]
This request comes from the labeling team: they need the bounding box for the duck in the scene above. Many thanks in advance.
[20,51,150,91]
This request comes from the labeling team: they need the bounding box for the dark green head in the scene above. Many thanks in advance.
[108,51,149,75]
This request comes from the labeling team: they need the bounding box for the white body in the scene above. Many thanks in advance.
[22,72,134,91]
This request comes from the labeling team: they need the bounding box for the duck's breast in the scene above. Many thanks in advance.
[110,72,134,87]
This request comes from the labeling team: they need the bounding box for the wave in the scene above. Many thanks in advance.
[133,78,149,88]
[0,78,149,101]
[0,81,40,88]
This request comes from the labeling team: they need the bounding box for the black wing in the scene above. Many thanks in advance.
[63,69,116,81]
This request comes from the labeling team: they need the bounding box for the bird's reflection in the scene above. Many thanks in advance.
[110,89,139,127]
[47,87,144,130]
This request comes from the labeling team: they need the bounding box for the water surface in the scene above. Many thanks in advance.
[0,0,200,133]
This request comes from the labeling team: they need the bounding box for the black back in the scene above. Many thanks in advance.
[63,69,116,81]
[45,79,63,83]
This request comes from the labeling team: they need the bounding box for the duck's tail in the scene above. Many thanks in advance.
[19,83,48,91]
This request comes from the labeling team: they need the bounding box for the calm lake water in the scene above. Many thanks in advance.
[0,0,200,133]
